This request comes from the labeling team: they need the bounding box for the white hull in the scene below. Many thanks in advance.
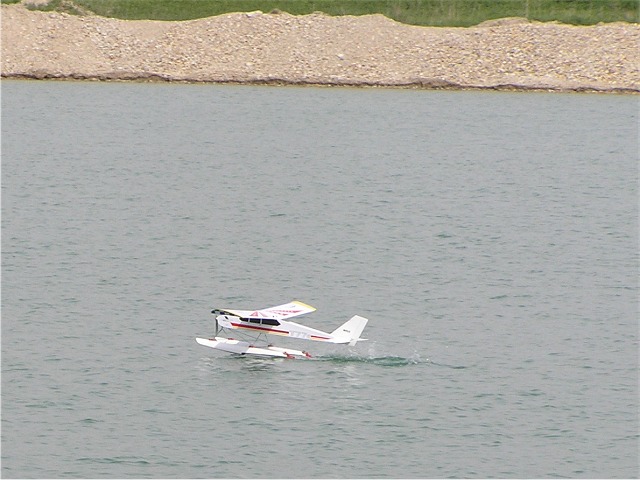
[195,337,312,359]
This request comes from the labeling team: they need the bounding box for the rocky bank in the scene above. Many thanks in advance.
[2,3,639,92]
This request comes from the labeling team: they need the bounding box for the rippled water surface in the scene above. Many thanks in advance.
[2,81,638,478]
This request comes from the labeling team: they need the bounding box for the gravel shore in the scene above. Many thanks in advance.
[2,3,639,92]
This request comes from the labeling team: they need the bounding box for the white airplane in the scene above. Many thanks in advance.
[195,300,368,359]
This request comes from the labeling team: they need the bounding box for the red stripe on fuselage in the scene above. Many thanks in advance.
[230,322,289,335]
[310,335,331,341]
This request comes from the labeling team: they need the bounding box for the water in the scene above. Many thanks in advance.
[2,80,638,478]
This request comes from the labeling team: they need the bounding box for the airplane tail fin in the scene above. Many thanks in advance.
[331,315,369,346]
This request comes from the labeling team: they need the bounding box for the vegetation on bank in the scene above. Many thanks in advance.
[3,0,638,26]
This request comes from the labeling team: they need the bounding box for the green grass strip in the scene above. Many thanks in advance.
[6,0,639,26]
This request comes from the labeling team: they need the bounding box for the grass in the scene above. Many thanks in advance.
[5,0,638,26]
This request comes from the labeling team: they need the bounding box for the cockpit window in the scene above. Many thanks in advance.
[261,318,280,326]
[239,317,280,326]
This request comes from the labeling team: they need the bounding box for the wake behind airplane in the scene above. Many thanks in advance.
[195,301,369,359]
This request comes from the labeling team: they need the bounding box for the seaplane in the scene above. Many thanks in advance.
[195,300,368,359]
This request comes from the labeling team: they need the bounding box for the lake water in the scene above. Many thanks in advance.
[2,80,638,478]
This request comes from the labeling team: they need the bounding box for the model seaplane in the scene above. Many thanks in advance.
[195,300,368,359]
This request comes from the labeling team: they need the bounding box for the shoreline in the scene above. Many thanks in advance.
[4,74,639,95]
[2,4,639,94]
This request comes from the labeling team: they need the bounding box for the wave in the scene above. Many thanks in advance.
[315,354,470,369]
[316,353,423,367]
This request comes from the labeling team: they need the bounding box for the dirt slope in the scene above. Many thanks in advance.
[2,4,638,92]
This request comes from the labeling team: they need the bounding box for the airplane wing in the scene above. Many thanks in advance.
[256,301,316,319]
[217,301,316,320]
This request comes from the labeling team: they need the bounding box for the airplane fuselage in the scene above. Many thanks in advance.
[215,314,334,341]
